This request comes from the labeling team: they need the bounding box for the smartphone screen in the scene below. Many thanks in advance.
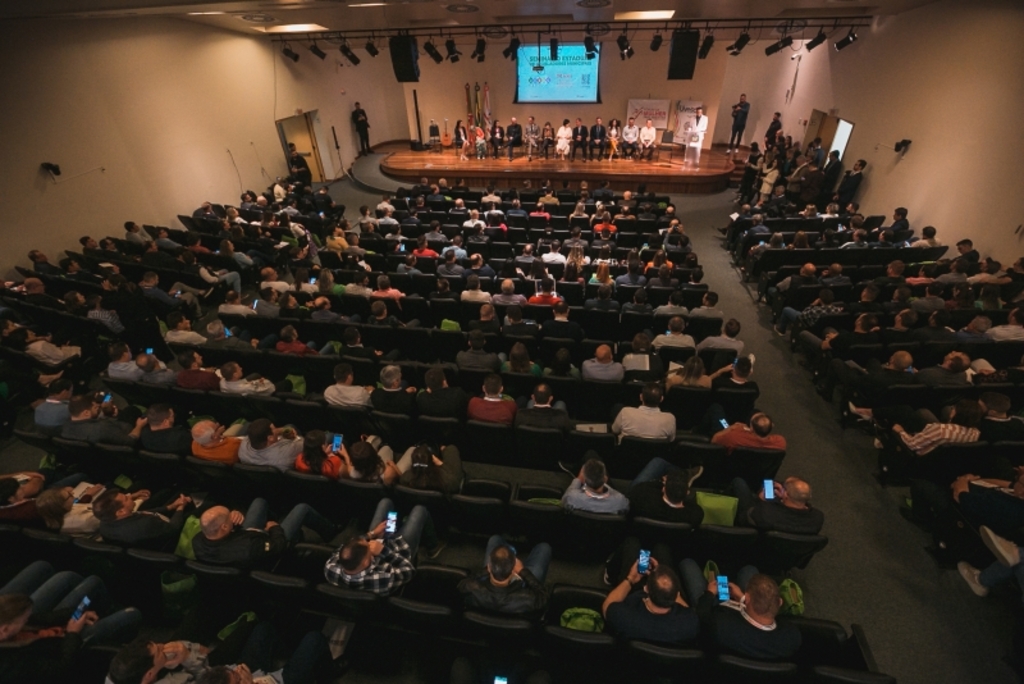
[225,328,232,337]
[385,511,398,535]
[399,243,406,253]
[764,479,775,500]
[719,418,729,429]
[638,549,651,574]
[103,393,112,403]
[310,277,317,285]
[494,678,509,684]
[252,300,259,310]
[332,434,343,451]
[72,596,91,621]
[145,348,153,355]
[716,576,730,602]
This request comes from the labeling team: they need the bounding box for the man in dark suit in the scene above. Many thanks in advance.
[571,118,588,162]
[589,117,607,161]
[818,151,843,208]
[370,364,417,415]
[764,112,782,150]
[416,366,468,419]
[514,383,572,434]
[490,120,505,159]
[798,163,825,206]
[540,302,584,342]
[93,487,192,548]
[506,117,523,161]
[834,160,866,207]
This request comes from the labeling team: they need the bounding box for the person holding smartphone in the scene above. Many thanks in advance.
[458,535,552,617]
[0,562,141,681]
[324,497,442,596]
[678,558,801,660]
[601,548,698,644]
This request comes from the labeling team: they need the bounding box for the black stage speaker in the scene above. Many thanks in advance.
[389,35,420,82]
[667,30,700,80]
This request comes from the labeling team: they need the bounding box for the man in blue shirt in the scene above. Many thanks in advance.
[34,379,73,434]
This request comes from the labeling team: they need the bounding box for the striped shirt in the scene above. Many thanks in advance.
[899,423,979,455]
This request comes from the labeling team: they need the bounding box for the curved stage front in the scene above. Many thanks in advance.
[377,144,734,195]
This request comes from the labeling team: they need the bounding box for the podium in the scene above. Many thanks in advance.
[685,132,703,166]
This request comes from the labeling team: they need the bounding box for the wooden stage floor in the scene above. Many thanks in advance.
[378,143,734,194]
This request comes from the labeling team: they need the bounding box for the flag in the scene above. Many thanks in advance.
[483,82,492,131]
[464,83,473,127]
[474,82,482,130]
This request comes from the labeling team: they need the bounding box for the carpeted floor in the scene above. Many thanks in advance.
[1,174,1017,683]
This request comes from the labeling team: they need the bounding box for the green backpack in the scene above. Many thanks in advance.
[173,515,202,560]
[440,319,462,331]
[779,579,805,615]
[560,607,605,633]
[695,492,739,526]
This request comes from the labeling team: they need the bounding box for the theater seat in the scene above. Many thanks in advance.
[760,532,829,573]
[451,479,511,534]
[628,640,705,679]
[387,564,468,628]
[717,654,799,681]
[811,666,896,684]
[542,585,616,656]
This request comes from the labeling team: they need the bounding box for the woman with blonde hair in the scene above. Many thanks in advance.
[570,202,587,218]
[665,356,732,390]
[35,484,104,536]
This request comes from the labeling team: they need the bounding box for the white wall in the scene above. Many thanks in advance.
[711,42,835,148]
[0,17,406,276]
[400,40,729,148]
[710,0,1024,260]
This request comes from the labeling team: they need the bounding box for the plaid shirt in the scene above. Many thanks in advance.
[797,303,844,329]
[323,535,415,596]
[87,308,125,333]
[899,423,979,455]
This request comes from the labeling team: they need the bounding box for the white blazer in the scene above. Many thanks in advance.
[691,115,708,145]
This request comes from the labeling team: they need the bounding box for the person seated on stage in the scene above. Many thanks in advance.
[192,498,336,568]
[458,535,551,616]
[621,117,640,159]
[638,119,658,161]
[506,116,523,161]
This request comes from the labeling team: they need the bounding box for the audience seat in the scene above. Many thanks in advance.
[759,532,830,574]
[450,479,511,535]
[461,420,516,466]
[541,585,616,656]
[387,564,468,629]
[627,640,706,679]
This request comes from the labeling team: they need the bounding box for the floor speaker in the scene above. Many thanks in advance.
[389,36,420,83]
[668,30,700,80]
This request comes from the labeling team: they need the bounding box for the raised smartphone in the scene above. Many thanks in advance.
[638,549,651,574]
[72,596,91,621]
[716,576,730,602]
[332,434,343,451]
[764,479,775,500]
[385,511,398,536]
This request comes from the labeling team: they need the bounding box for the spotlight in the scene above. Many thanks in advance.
[616,32,633,60]
[550,37,559,60]
[650,34,663,51]
[805,29,827,51]
[697,33,714,59]
[765,35,793,56]
[365,40,379,57]
[424,40,444,63]
[584,35,596,55]
[834,28,858,51]
[728,31,750,55]
[445,38,461,63]
[282,46,299,62]
[340,43,361,65]
[41,163,61,176]
[308,43,326,60]
[503,36,521,60]
[471,38,486,62]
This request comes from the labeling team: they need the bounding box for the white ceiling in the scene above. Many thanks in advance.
[5,0,939,37]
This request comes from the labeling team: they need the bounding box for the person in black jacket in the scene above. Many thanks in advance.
[416,366,468,420]
[458,535,551,616]
[191,499,336,568]
[513,383,571,434]
[370,365,418,415]
[0,562,141,683]
[138,404,193,455]
[93,488,192,548]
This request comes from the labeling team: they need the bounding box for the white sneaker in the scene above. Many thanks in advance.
[958,561,989,597]
[726,148,733,154]
[981,526,1021,567]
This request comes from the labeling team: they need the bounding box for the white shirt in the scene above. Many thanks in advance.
[218,304,254,317]
[324,384,372,408]
[261,280,291,294]
[461,290,492,303]
[639,126,658,146]
[622,125,640,143]
[164,329,207,345]
[541,252,567,265]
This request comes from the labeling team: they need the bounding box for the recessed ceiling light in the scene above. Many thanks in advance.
[238,13,275,23]
[348,2,385,6]
[261,23,330,33]
[188,11,225,15]
[614,11,675,21]
[446,4,479,12]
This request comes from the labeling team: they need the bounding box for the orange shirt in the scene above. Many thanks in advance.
[191,437,242,464]
[294,453,344,479]
[528,293,562,306]
[711,425,787,454]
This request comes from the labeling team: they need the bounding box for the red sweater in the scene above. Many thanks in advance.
[711,425,787,454]
[177,369,220,391]
[276,341,319,356]
[467,397,517,426]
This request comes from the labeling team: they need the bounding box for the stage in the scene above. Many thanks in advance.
[374,142,735,195]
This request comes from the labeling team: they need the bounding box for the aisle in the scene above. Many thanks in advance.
[678,192,1015,684]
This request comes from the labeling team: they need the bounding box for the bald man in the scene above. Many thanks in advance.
[732,476,824,535]
[581,344,625,382]
[191,498,336,567]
